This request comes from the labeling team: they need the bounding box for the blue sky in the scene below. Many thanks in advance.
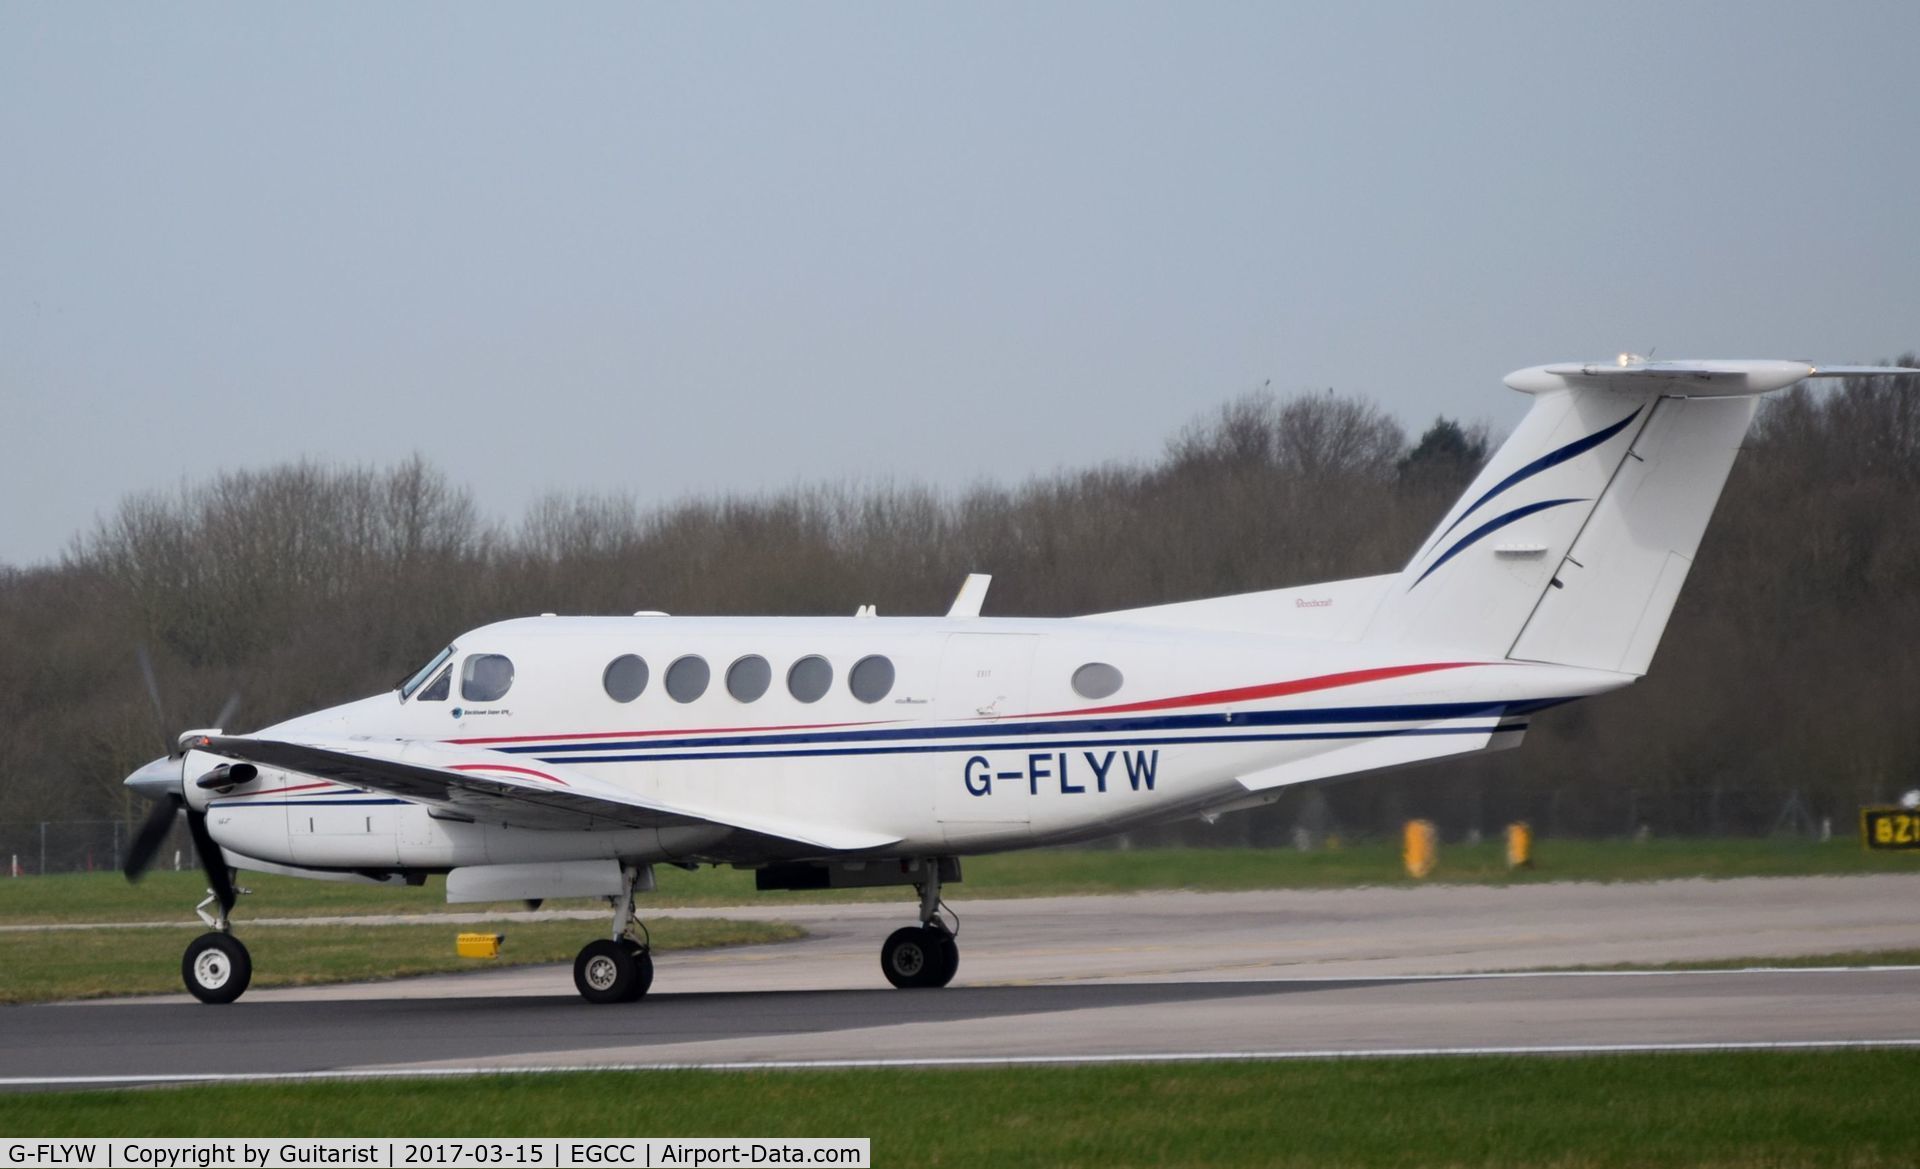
[4,1,1916,565]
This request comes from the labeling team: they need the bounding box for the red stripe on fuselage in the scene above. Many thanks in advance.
[437,662,1492,750]
[1026,661,1489,718]
[448,763,570,786]
[220,780,341,800]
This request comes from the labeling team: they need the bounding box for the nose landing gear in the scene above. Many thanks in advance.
[181,881,251,1004]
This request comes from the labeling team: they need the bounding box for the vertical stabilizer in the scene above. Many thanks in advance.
[1364,382,1653,656]
[1507,394,1757,673]
[1364,359,1885,668]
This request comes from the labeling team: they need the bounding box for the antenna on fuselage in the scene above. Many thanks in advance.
[945,573,992,619]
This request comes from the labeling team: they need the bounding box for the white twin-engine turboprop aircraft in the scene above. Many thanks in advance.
[122,356,1915,1004]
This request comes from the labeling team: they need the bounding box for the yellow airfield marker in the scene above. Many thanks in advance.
[456,932,504,959]
[1403,820,1438,879]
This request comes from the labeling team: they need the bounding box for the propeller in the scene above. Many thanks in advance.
[184,798,238,913]
[134,645,238,759]
[134,644,170,757]
[123,792,183,881]
[122,775,237,917]
[122,648,242,917]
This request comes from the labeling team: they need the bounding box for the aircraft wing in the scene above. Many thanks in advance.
[197,734,900,854]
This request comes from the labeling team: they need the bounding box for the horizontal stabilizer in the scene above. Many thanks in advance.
[1803,365,1920,378]
[1508,359,1920,398]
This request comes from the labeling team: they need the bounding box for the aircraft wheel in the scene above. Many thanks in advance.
[182,932,252,1005]
[621,941,654,1002]
[924,928,959,988]
[574,939,640,1004]
[881,925,957,989]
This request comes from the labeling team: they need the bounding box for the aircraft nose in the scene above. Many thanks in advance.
[124,754,182,801]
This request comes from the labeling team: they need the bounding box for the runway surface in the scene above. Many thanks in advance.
[6,875,1919,1086]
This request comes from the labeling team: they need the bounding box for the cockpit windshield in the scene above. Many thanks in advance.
[399,645,456,699]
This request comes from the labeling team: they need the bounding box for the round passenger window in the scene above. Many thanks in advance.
[848,655,895,704]
[665,655,710,703]
[727,655,771,703]
[1071,662,1123,700]
[461,654,515,703]
[787,655,833,703]
[603,655,648,703]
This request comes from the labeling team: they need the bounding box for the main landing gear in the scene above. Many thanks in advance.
[182,885,251,1004]
[574,864,655,1004]
[881,860,959,989]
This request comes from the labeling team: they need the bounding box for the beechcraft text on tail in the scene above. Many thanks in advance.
[117,356,1920,1003]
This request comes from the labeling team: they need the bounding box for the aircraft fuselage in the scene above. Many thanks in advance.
[193,614,1626,873]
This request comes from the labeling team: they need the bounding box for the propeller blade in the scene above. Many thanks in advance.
[212,692,241,733]
[124,795,182,881]
[134,645,173,757]
[185,808,236,916]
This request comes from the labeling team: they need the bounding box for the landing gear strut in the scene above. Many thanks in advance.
[574,864,654,1004]
[881,858,959,989]
[182,880,250,1004]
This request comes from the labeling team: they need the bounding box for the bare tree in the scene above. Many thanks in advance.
[5,364,1916,841]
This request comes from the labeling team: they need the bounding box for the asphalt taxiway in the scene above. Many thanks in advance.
[5,875,1918,1086]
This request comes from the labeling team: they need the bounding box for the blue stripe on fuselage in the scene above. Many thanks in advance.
[488,698,1571,758]
[539,720,1530,766]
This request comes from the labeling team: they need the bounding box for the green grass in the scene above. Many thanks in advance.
[1535,947,1920,973]
[3,1053,1917,1166]
[0,917,802,1004]
[5,840,1913,925]
[962,837,1919,893]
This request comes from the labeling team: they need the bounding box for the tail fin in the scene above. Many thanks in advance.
[1366,358,1916,673]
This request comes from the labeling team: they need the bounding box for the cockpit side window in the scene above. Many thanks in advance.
[400,645,456,699]
[461,654,515,702]
[416,666,452,702]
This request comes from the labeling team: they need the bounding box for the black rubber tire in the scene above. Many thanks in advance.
[182,932,252,1005]
[881,927,929,988]
[882,925,957,989]
[923,927,960,988]
[621,941,654,1002]
[574,938,639,1004]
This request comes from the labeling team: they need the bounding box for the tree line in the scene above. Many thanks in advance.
[2,362,1915,843]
